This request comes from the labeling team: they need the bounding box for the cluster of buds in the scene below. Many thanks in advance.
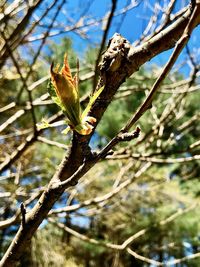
[49,54,97,135]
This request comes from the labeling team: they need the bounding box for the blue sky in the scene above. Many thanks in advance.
[26,0,200,78]
[37,0,199,77]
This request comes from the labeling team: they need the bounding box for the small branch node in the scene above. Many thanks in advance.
[119,127,141,142]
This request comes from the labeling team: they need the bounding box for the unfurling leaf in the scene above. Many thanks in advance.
[47,53,101,135]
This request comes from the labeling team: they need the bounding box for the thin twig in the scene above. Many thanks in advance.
[20,203,26,229]
[92,0,118,91]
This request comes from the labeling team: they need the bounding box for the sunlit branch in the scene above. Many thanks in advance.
[49,202,198,266]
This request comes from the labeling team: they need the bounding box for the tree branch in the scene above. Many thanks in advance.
[1,2,200,266]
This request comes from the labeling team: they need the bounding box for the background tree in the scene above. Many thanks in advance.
[0,0,200,266]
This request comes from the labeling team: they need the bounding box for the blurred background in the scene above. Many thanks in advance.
[0,0,200,266]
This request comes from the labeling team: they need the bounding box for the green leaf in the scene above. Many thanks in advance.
[82,85,104,118]
[61,126,71,135]
[37,118,52,130]
[47,79,65,112]
[47,79,81,126]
